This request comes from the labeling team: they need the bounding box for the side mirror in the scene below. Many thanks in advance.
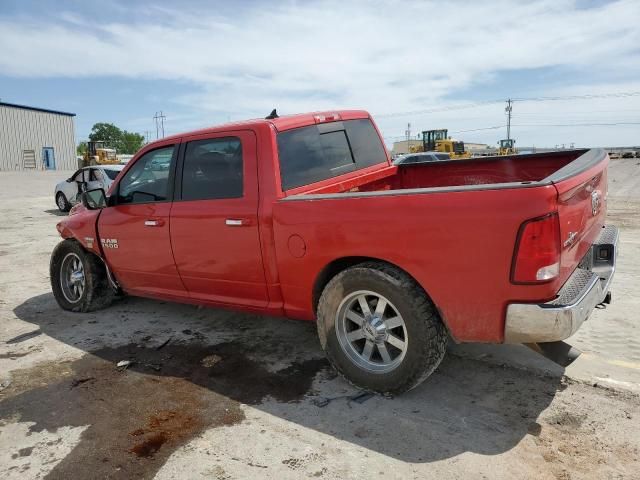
[81,188,107,210]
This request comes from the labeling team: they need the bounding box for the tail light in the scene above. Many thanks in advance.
[511,213,561,283]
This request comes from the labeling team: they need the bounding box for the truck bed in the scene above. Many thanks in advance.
[275,148,608,343]
[296,149,592,196]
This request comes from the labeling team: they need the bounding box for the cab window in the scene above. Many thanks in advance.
[181,137,243,201]
[116,146,174,204]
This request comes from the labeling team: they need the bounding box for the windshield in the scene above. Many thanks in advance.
[277,119,388,190]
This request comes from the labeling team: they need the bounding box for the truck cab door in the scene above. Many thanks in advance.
[170,130,268,307]
[97,143,187,299]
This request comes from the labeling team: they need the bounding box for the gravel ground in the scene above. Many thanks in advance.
[1,161,639,479]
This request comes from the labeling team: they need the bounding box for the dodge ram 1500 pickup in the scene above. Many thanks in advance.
[50,110,618,394]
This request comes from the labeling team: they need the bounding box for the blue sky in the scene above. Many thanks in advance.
[1,0,639,147]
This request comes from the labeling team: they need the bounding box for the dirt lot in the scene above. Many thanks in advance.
[1,160,639,479]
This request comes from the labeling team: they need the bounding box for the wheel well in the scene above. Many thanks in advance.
[312,256,427,314]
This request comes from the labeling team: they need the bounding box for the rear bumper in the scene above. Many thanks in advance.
[504,225,618,343]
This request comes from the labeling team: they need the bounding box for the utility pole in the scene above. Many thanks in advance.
[505,98,513,141]
[153,112,159,139]
[405,122,411,147]
[153,111,167,139]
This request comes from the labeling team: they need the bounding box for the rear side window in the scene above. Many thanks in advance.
[104,169,120,180]
[277,119,388,190]
[181,137,243,201]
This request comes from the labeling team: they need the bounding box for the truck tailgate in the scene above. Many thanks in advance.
[551,149,609,285]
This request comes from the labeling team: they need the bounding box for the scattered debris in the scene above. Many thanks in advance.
[70,377,94,389]
[0,351,33,360]
[350,392,374,404]
[312,391,376,408]
[312,397,331,408]
[117,360,134,370]
[156,337,172,350]
[201,354,222,368]
[6,329,42,344]
[0,378,12,391]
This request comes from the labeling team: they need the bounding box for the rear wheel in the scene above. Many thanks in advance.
[50,240,114,312]
[317,262,447,394]
[56,192,70,212]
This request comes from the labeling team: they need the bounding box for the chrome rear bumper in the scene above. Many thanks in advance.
[504,225,618,344]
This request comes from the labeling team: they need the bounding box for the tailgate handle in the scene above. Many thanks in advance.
[144,219,164,227]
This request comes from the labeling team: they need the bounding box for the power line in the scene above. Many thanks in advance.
[376,91,640,119]
[450,125,505,134]
[513,91,640,102]
[512,121,640,128]
[385,120,640,140]
[376,99,504,119]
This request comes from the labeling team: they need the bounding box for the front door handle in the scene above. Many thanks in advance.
[225,218,252,227]
[144,219,165,227]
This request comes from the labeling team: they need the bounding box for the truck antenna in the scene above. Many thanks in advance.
[265,109,279,119]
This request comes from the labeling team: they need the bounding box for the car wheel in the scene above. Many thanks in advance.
[317,262,447,395]
[50,240,115,312]
[56,192,70,212]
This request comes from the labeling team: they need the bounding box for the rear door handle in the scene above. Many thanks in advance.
[144,219,165,227]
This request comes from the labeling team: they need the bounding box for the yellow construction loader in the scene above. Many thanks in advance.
[409,129,471,159]
[82,141,118,167]
[498,139,517,156]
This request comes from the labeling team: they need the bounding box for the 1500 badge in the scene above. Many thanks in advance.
[101,238,119,249]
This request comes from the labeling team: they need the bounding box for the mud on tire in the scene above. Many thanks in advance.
[50,239,115,312]
[316,261,447,395]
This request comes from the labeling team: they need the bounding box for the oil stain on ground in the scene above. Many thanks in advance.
[0,341,328,479]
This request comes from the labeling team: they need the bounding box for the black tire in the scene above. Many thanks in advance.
[56,192,70,212]
[50,239,115,312]
[317,261,447,395]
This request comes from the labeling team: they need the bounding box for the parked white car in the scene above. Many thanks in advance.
[54,165,124,212]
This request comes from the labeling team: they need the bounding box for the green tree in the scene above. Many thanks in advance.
[120,130,145,154]
[87,122,146,155]
[76,141,87,156]
[88,122,123,149]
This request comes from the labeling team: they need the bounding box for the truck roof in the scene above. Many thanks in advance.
[154,109,371,145]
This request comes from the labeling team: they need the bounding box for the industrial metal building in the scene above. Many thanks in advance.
[0,102,76,170]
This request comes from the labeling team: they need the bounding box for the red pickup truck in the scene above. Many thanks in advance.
[50,110,618,394]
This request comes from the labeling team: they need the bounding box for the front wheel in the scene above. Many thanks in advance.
[317,262,447,395]
[50,240,114,312]
[56,192,70,212]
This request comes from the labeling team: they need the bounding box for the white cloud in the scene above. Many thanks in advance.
[0,0,639,145]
